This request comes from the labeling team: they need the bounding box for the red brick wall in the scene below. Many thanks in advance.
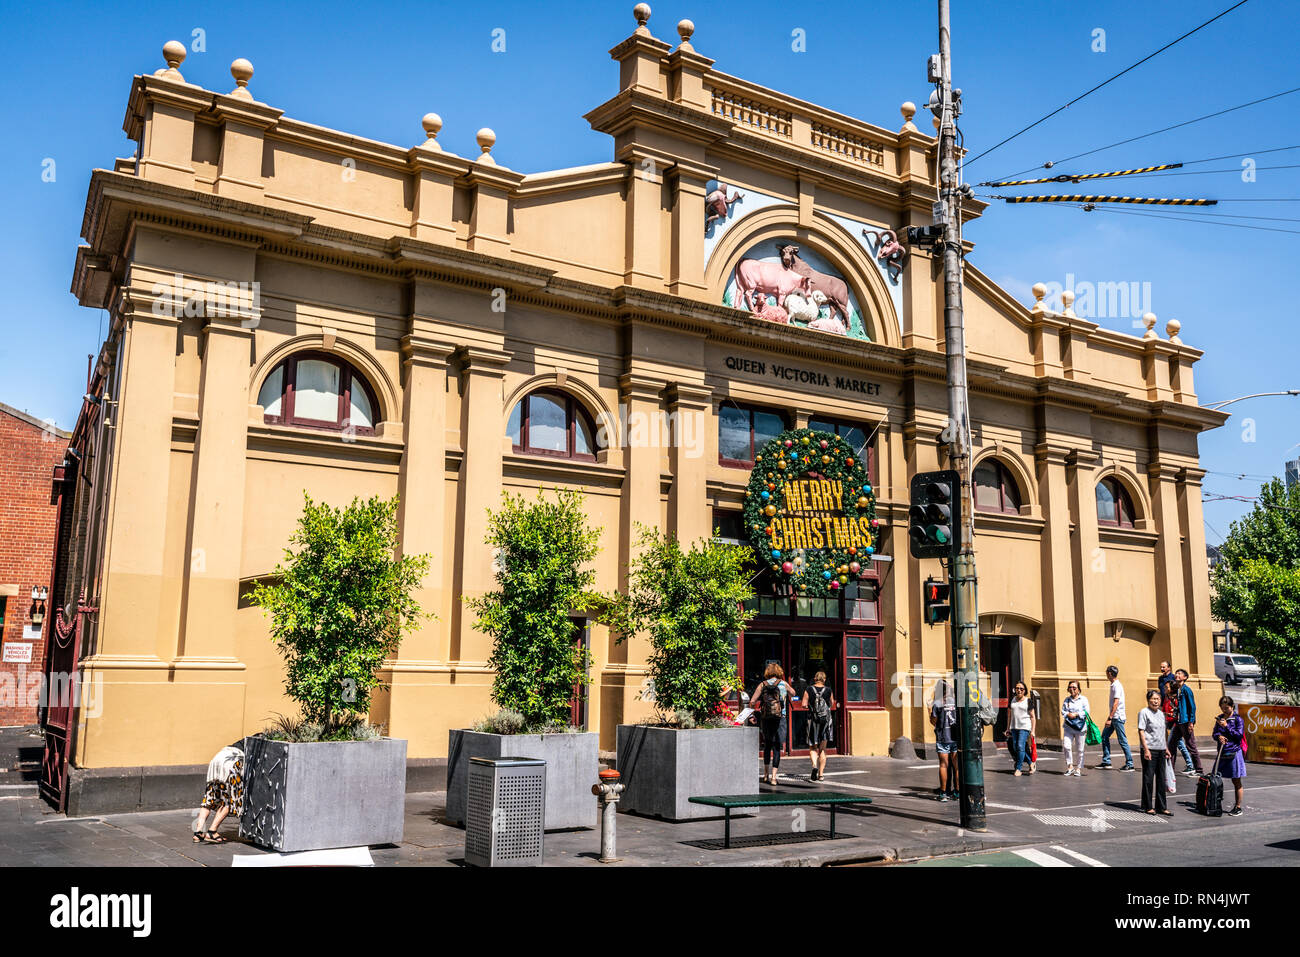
[0,406,69,726]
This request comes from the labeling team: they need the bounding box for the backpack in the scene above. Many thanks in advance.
[759,680,785,719]
[808,685,830,721]
[1162,694,1177,729]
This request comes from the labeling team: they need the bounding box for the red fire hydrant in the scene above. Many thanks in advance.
[591,768,624,863]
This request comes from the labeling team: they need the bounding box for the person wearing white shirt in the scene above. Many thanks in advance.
[1099,665,1135,771]
[1061,680,1090,776]
[1005,682,1036,775]
[1137,689,1172,814]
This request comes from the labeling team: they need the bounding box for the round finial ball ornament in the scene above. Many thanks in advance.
[163,40,187,68]
[678,18,695,41]
[1032,282,1047,300]
[476,128,496,153]
[1166,318,1181,338]
[901,101,917,121]
[422,113,443,137]
[634,2,651,25]
[230,57,254,86]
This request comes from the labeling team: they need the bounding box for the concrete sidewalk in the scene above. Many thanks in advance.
[3,745,1296,867]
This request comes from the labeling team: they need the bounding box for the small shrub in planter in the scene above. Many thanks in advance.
[447,489,604,829]
[607,526,759,819]
[243,494,429,850]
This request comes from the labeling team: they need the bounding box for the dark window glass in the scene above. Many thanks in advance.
[718,404,787,467]
[718,406,753,463]
[1097,478,1135,528]
[713,509,745,543]
[258,352,378,435]
[974,460,1023,514]
[508,390,601,461]
[845,632,881,706]
[808,417,876,481]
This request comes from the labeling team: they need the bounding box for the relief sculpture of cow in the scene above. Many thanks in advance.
[778,244,852,329]
[732,258,810,313]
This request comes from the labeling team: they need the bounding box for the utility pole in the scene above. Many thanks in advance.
[936,0,985,832]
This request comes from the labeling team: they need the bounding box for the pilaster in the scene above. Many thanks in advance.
[1148,460,1191,675]
[1035,443,1078,675]
[665,383,712,545]
[451,345,511,664]
[177,320,254,663]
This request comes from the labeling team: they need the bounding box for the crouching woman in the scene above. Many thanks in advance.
[194,743,245,843]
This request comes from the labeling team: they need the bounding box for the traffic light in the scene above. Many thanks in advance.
[923,577,951,625]
[908,469,961,559]
[906,224,943,247]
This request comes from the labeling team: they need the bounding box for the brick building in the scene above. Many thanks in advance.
[1,402,70,726]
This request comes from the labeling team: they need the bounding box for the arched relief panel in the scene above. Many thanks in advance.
[249,333,399,426]
[704,206,902,348]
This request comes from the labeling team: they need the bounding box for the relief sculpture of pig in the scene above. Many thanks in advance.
[732,258,810,312]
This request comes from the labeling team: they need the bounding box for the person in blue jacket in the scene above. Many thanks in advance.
[1167,669,1204,777]
[1212,695,1247,817]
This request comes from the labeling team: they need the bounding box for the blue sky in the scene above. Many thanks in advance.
[2,0,1296,541]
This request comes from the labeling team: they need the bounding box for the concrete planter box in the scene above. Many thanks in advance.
[616,724,760,821]
[445,729,599,831]
[238,736,406,852]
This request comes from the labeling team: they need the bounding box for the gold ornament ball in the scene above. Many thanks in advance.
[764,504,776,516]
[801,436,810,445]
[821,455,830,465]
[857,496,870,508]
[777,459,787,470]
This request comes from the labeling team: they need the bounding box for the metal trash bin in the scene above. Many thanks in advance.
[464,756,546,867]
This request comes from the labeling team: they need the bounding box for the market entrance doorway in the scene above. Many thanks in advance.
[741,630,845,755]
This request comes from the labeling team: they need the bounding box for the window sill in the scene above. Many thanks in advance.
[246,421,405,462]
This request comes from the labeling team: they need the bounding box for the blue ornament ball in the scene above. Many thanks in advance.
[865,546,875,555]
[760,490,770,500]
[822,571,833,580]
[771,550,782,559]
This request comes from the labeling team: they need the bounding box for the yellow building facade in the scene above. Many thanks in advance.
[59,15,1225,772]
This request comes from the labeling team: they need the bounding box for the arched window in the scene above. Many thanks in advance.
[506,390,601,461]
[1096,477,1135,528]
[257,352,379,435]
[973,459,1023,514]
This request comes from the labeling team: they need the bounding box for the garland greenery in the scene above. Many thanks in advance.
[742,428,878,597]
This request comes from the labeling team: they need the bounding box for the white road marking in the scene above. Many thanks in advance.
[231,846,373,867]
[808,779,904,795]
[1051,844,1109,867]
[985,802,1035,811]
[821,770,869,776]
[1013,847,1071,867]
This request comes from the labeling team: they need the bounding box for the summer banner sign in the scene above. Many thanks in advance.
[1243,704,1300,766]
[744,427,878,597]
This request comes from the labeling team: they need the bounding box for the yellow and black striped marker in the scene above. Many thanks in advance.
[995,194,1217,206]
[978,163,1183,187]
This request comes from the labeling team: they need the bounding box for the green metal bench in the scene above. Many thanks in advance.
[688,791,873,849]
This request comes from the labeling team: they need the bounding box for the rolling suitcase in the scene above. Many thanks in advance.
[1195,740,1225,817]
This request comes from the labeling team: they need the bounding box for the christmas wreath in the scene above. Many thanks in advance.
[742,428,878,597]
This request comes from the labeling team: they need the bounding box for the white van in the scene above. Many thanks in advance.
[1214,652,1262,685]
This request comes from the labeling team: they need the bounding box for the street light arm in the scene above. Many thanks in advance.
[1203,390,1300,411]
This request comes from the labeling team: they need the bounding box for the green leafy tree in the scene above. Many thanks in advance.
[608,526,755,724]
[465,489,604,728]
[1211,478,1300,694]
[250,494,430,737]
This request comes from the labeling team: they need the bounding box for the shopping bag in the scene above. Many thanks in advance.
[1085,715,1102,746]
[1029,734,1038,762]
[1165,753,1177,794]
